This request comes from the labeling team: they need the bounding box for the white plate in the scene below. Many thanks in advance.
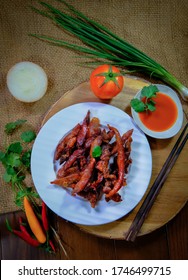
[31,102,152,226]
[131,84,183,139]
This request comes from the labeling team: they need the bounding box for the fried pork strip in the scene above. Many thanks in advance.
[52,110,133,207]
[77,110,90,146]
[81,172,103,208]
[54,123,81,160]
[87,117,101,137]
[96,144,113,178]
[57,148,84,178]
[105,126,125,199]
[51,173,81,187]
[72,157,96,195]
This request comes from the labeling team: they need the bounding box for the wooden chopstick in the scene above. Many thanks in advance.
[124,122,188,242]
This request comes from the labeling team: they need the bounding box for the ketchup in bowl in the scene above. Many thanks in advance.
[131,84,183,139]
[138,92,178,132]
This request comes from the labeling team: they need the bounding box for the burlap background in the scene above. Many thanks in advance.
[0,0,188,214]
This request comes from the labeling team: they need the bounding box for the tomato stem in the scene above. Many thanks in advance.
[96,65,122,89]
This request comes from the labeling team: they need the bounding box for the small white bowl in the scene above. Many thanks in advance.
[131,84,183,139]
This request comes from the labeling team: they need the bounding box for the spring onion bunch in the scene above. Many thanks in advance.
[30,0,188,101]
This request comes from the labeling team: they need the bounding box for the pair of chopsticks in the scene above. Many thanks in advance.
[125,122,188,242]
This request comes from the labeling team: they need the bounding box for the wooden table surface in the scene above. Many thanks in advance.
[0,202,187,260]
[1,78,188,260]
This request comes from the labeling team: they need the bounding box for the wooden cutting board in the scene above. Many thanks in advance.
[42,76,188,239]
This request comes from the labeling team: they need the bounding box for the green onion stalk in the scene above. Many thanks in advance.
[30,0,188,101]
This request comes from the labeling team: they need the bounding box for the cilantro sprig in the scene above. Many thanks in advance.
[5,119,27,134]
[92,145,102,158]
[0,120,38,207]
[1,120,64,255]
[130,84,159,113]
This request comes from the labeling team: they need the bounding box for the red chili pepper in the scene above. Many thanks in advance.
[42,201,49,231]
[18,217,30,238]
[6,218,40,247]
[49,240,56,252]
[41,203,57,253]
[13,229,40,247]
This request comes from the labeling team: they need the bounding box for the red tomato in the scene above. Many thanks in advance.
[90,64,124,99]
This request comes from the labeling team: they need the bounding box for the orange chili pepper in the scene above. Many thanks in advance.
[23,196,46,244]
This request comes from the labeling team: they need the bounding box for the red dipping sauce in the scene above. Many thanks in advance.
[138,92,178,132]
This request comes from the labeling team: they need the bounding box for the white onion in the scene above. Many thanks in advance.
[7,61,48,102]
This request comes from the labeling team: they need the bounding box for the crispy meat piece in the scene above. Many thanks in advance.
[57,149,84,178]
[77,155,87,171]
[96,144,111,177]
[101,129,115,143]
[51,173,81,187]
[77,110,90,146]
[72,158,96,195]
[84,136,95,149]
[81,172,103,208]
[84,172,103,192]
[103,180,113,194]
[87,117,101,138]
[105,126,125,199]
[106,193,122,203]
[80,190,100,208]
[111,129,133,155]
[52,111,133,207]
[55,123,81,160]
[63,166,80,176]
[122,129,133,143]
[58,136,77,164]
[123,129,133,173]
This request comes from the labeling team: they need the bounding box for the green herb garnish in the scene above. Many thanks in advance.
[21,130,36,143]
[92,146,102,158]
[1,120,66,255]
[130,85,158,112]
[0,120,38,207]
[5,119,27,134]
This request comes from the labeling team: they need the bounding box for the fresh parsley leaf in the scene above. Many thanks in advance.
[3,171,12,183]
[5,120,27,134]
[2,167,20,184]
[147,101,156,111]
[7,142,23,154]
[15,197,23,207]
[16,190,26,200]
[15,190,26,207]
[21,130,36,143]
[6,166,16,176]
[25,186,39,196]
[141,85,158,99]
[15,187,39,207]
[130,98,146,112]
[1,119,39,212]
[92,146,102,158]
[5,152,21,168]
[21,150,31,168]
[131,84,159,113]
